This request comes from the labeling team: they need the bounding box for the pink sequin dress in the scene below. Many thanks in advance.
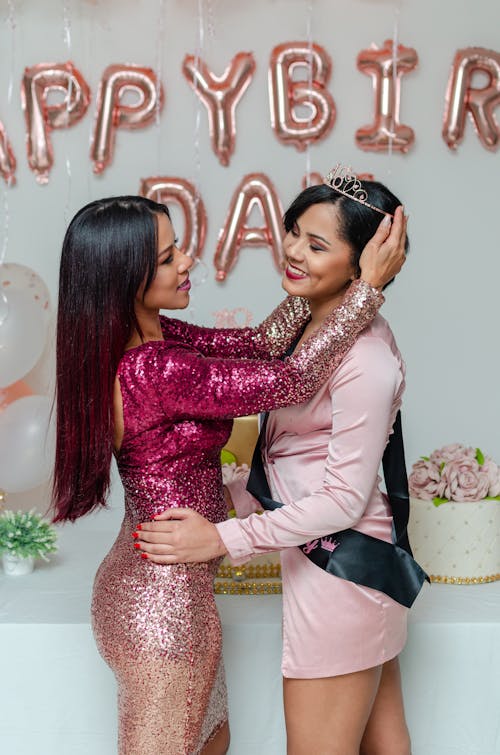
[91,281,382,755]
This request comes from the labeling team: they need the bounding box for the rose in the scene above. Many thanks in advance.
[409,459,445,499]
[482,457,500,497]
[429,443,476,466]
[441,458,489,502]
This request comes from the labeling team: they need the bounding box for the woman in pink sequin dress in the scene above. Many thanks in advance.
[136,181,416,754]
[52,195,405,755]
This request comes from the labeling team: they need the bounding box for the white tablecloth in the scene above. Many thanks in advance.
[1,521,499,755]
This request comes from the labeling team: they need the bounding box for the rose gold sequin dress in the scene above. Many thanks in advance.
[91,282,382,754]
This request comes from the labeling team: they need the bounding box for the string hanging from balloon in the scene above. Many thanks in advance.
[155,0,166,171]
[304,0,314,187]
[62,0,73,223]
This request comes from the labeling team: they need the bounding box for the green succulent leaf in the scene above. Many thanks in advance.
[476,448,485,465]
[433,497,449,507]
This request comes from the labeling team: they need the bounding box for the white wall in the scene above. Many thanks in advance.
[1,0,499,515]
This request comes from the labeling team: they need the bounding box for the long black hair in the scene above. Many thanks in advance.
[53,195,170,522]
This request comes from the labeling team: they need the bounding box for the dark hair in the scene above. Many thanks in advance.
[52,195,170,522]
[283,181,409,285]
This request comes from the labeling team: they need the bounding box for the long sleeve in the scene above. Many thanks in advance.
[150,280,383,421]
[216,335,404,564]
[159,295,311,359]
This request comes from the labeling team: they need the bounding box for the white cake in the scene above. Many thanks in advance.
[408,497,500,584]
[215,415,282,595]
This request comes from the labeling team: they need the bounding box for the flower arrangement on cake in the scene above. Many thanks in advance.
[408,445,500,584]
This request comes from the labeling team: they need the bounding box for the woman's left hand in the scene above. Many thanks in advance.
[135,508,227,564]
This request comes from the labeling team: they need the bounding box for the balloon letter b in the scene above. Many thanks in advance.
[269,42,335,151]
[91,65,164,174]
[355,40,417,153]
[443,47,500,151]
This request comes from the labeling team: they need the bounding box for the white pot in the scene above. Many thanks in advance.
[2,552,35,576]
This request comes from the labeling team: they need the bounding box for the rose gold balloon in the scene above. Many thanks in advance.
[214,173,284,282]
[0,380,32,411]
[21,62,90,184]
[0,121,16,186]
[269,42,335,151]
[443,47,500,151]
[139,176,207,261]
[183,52,256,167]
[91,65,164,175]
[355,40,417,153]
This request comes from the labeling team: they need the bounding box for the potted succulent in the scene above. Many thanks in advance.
[0,509,58,576]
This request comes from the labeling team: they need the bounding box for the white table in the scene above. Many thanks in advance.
[1,520,499,755]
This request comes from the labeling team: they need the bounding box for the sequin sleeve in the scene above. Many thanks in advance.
[152,280,383,420]
[159,296,311,359]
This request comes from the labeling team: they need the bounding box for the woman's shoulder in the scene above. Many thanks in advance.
[118,339,198,381]
[329,314,404,388]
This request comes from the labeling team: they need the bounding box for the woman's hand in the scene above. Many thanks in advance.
[134,508,227,564]
[359,206,408,289]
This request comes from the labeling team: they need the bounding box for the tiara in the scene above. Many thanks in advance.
[323,164,392,217]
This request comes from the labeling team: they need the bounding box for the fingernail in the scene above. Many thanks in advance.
[382,214,391,226]
[134,543,141,550]
[132,532,139,539]
[141,553,149,560]
[136,524,142,531]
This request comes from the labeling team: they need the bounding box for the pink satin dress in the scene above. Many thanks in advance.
[219,315,408,678]
[91,282,382,753]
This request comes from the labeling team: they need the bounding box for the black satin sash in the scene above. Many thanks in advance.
[246,340,428,608]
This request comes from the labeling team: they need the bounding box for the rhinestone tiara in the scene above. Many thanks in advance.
[323,164,392,217]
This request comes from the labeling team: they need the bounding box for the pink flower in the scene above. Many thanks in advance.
[409,459,444,499]
[429,443,476,466]
[441,458,489,502]
[482,457,500,497]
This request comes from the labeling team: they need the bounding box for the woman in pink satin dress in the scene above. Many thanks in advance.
[51,194,405,755]
[136,178,418,754]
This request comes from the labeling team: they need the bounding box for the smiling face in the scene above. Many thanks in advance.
[282,202,356,311]
[137,212,193,313]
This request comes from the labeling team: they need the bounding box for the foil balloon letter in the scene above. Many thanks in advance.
[443,47,500,151]
[355,40,418,153]
[182,52,256,167]
[269,42,335,151]
[91,65,164,174]
[21,62,91,184]
[214,173,284,282]
[139,176,207,260]
[0,121,16,186]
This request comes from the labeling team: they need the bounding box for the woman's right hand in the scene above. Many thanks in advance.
[358,206,408,290]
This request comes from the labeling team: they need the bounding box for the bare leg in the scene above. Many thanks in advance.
[360,657,411,755]
[201,721,230,755]
[283,666,382,755]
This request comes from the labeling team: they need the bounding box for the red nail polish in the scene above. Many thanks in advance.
[136,524,142,531]
[141,553,149,560]
[134,543,141,550]
[132,532,138,538]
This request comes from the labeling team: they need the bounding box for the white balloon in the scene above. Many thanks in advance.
[0,263,51,324]
[0,395,55,492]
[0,289,48,387]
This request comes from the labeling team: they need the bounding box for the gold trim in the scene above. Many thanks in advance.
[214,579,282,595]
[429,573,500,585]
[217,563,282,580]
